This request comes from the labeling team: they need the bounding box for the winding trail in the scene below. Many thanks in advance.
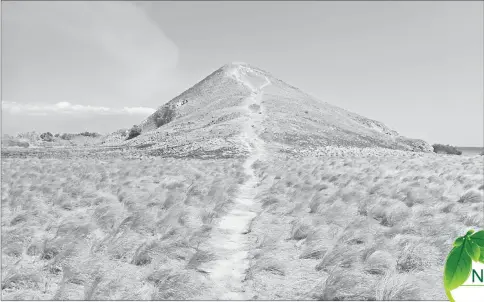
[200,69,271,299]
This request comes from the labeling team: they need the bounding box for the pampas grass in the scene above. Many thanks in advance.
[246,152,483,300]
[1,157,243,299]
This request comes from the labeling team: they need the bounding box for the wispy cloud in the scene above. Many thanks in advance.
[2,101,156,116]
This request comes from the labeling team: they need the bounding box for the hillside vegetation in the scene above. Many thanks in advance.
[2,132,104,148]
[432,143,463,155]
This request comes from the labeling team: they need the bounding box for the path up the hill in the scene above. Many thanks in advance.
[198,67,271,299]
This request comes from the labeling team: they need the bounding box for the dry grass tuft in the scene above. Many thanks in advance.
[186,249,215,270]
[299,239,331,260]
[396,242,441,272]
[375,272,420,300]
[147,269,204,300]
[316,244,363,272]
[313,268,378,300]
[2,270,42,292]
[290,220,311,240]
[252,256,286,276]
[458,188,483,203]
[364,250,396,275]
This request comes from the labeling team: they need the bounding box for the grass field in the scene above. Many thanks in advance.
[1,157,244,300]
[246,152,483,300]
[1,151,483,300]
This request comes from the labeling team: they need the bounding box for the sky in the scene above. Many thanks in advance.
[1,1,483,146]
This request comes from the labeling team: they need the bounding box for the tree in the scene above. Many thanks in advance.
[127,125,142,140]
[40,132,54,142]
[432,144,462,155]
[153,107,175,128]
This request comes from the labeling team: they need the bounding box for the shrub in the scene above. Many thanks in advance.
[127,125,142,140]
[432,144,462,155]
[60,133,75,140]
[58,132,100,140]
[2,139,29,148]
[40,132,54,142]
[79,131,100,137]
[153,106,176,128]
[18,141,29,148]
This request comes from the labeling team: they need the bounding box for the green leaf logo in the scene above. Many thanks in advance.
[444,244,472,291]
[454,236,465,247]
[479,247,484,264]
[470,230,484,247]
[465,240,481,262]
[444,229,484,302]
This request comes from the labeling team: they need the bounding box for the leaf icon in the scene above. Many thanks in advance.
[470,230,484,247]
[444,244,472,291]
[465,239,481,262]
[480,247,484,264]
[453,236,465,247]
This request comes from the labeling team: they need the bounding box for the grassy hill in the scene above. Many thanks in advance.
[102,62,432,158]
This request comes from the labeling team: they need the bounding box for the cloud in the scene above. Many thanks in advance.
[2,101,155,116]
[2,1,178,106]
[122,107,157,115]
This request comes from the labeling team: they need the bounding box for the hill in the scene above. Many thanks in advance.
[101,62,432,158]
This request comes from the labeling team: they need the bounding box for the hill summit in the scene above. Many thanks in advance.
[103,62,432,158]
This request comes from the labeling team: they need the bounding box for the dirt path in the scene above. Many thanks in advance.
[199,72,270,299]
